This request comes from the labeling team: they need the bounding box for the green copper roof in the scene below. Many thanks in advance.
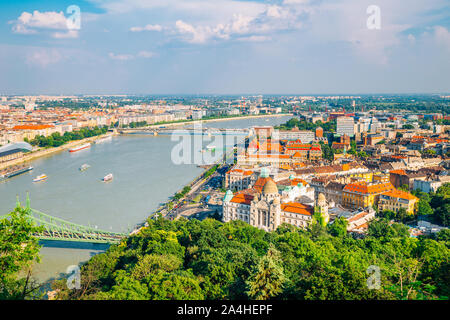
[260,167,270,178]
[223,190,234,203]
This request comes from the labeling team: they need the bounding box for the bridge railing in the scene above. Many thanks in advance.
[1,206,127,244]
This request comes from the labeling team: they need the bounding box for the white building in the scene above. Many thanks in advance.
[337,117,355,137]
[222,169,328,231]
[273,129,315,143]
[413,175,450,193]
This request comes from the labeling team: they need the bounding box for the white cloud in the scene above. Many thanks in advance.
[13,11,67,32]
[108,52,135,61]
[130,24,163,32]
[11,10,79,39]
[172,4,302,44]
[283,0,310,4]
[109,51,156,60]
[175,20,213,43]
[137,51,155,58]
[237,35,271,42]
[433,26,450,52]
[26,49,64,67]
[52,30,79,39]
[12,23,38,35]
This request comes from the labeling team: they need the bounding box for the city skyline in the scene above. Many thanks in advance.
[0,0,449,95]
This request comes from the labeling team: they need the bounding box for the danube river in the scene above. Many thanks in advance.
[0,115,292,285]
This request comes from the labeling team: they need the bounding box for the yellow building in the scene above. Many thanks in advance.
[378,189,419,215]
[342,181,394,209]
[12,124,57,141]
[373,172,390,183]
[348,171,374,183]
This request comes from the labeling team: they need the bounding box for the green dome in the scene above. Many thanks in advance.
[260,167,270,178]
[223,190,234,203]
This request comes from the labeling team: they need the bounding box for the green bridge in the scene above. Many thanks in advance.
[1,195,128,244]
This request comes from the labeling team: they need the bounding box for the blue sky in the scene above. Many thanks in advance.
[0,0,449,95]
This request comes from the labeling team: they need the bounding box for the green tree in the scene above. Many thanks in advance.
[396,208,409,222]
[417,199,433,216]
[97,270,150,300]
[246,244,285,300]
[357,151,369,159]
[0,207,43,300]
[327,217,348,237]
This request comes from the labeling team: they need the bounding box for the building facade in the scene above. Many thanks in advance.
[378,189,419,215]
[337,116,355,137]
[223,171,327,231]
[342,181,394,209]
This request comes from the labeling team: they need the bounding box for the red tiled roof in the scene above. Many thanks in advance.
[253,177,272,192]
[230,193,254,205]
[344,181,394,195]
[390,169,407,175]
[381,189,419,201]
[13,124,55,130]
[281,202,313,216]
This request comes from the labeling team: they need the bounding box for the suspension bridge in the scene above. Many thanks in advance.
[0,195,128,244]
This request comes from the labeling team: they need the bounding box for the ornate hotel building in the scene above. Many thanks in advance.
[222,169,328,232]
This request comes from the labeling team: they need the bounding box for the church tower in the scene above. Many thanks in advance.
[315,193,329,225]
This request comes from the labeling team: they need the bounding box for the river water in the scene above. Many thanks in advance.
[0,115,292,285]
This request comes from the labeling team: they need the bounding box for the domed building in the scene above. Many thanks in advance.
[222,171,325,231]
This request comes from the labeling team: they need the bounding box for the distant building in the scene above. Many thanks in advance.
[378,189,419,215]
[332,134,351,151]
[413,175,450,193]
[0,142,32,163]
[225,168,256,191]
[12,124,57,140]
[389,167,444,189]
[283,140,322,161]
[337,116,355,137]
[192,110,203,120]
[315,127,323,138]
[253,126,274,139]
[329,206,376,235]
[364,133,384,146]
[342,181,394,209]
[274,127,315,143]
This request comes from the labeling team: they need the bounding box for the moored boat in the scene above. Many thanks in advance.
[0,165,33,181]
[33,174,48,182]
[69,143,91,153]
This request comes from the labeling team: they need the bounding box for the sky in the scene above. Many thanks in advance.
[0,0,449,95]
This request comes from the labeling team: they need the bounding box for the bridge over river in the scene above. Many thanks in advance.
[1,195,127,244]
[118,127,250,135]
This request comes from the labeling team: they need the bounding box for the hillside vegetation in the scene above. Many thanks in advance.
[52,217,449,300]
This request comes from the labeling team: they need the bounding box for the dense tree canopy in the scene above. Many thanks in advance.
[52,216,449,300]
[275,118,336,133]
[27,126,108,148]
[413,184,450,227]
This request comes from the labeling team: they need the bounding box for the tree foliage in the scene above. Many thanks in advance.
[52,216,449,300]
[0,207,43,300]
[29,126,108,148]
[246,244,285,300]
